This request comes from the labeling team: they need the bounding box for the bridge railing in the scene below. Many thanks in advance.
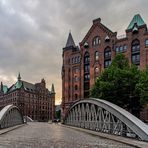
[0,105,24,129]
[64,98,148,141]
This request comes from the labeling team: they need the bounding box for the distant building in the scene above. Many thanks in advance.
[0,73,55,122]
[62,14,148,121]
[55,105,61,120]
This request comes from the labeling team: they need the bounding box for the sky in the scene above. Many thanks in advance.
[0,0,148,105]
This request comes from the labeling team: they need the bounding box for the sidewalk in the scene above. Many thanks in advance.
[60,124,148,148]
[0,124,26,135]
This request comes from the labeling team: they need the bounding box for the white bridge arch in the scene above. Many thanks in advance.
[64,98,148,141]
[0,105,24,129]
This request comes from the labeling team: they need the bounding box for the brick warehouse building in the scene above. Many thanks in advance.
[0,73,55,122]
[62,14,148,121]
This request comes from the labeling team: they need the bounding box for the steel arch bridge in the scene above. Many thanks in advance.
[64,98,148,141]
[0,105,24,129]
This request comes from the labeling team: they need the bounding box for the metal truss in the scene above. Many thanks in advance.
[0,105,24,129]
[64,98,148,141]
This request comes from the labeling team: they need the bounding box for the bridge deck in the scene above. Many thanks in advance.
[0,122,135,148]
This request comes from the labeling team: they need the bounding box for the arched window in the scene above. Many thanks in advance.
[132,39,140,52]
[84,52,90,64]
[131,39,140,65]
[104,47,111,68]
[83,52,90,98]
[92,36,100,46]
[95,51,99,61]
[104,47,111,59]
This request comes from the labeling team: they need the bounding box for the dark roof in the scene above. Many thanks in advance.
[8,80,35,93]
[65,32,76,47]
[127,14,145,30]
[22,81,36,92]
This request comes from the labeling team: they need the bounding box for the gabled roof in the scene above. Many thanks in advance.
[8,80,36,93]
[127,14,145,30]
[22,81,36,92]
[80,18,115,45]
[65,32,76,47]
[8,81,23,92]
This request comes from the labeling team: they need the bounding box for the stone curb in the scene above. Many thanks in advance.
[0,124,26,135]
[59,124,148,148]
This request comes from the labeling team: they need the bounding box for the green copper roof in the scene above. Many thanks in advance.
[15,81,22,89]
[9,81,23,92]
[3,85,8,94]
[127,14,145,30]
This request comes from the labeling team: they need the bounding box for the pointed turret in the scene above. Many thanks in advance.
[127,14,145,30]
[18,72,21,81]
[51,83,55,94]
[1,82,3,92]
[65,31,76,48]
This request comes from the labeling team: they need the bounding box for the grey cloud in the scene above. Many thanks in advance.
[0,0,148,104]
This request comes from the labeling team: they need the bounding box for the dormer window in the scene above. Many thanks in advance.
[105,35,110,42]
[84,42,89,48]
[132,25,138,34]
[92,36,100,46]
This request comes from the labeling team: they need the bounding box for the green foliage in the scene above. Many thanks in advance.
[136,67,148,107]
[90,53,140,109]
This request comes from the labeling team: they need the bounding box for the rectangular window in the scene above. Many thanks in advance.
[132,54,140,65]
[116,47,119,52]
[123,45,127,51]
[84,74,90,81]
[75,68,79,73]
[84,57,90,63]
[104,60,111,68]
[105,51,111,59]
[120,46,123,52]
[145,39,148,47]
[132,45,140,53]
[84,65,90,73]
[74,76,79,82]
[84,82,90,90]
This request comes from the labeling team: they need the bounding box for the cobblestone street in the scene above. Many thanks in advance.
[0,122,135,148]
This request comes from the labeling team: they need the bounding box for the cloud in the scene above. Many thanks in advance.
[0,0,147,104]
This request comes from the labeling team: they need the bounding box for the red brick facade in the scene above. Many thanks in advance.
[62,14,148,121]
[0,74,55,122]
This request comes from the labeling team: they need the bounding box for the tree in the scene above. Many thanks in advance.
[90,54,140,113]
[136,67,148,108]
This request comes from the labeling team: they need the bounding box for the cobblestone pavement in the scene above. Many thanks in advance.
[0,122,135,148]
